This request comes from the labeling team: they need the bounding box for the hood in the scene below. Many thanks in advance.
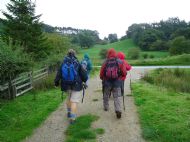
[107,48,117,58]
[84,53,89,60]
[117,52,125,60]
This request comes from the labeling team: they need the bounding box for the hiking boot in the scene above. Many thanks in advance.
[116,111,121,119]
[104,108,108,111]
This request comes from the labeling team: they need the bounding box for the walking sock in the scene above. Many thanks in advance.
[69,113,76,124]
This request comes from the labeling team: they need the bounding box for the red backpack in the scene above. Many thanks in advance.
[104,58,120,80]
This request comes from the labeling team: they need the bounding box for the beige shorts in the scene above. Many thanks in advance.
[67,90,82,103]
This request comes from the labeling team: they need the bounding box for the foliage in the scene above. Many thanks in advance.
[169,36,190,55]
[126,17,189,51]
[0,0,49,60]
[99,48,108,59]
[0,40,31,84]
[142,53,148,59]
[150,40,169,51]
[128,47,141,59]
[143,68,190,93]
[0,88,64,142]
[133,82,190,142]
[65,114,104,142]
[108,33,118,43]
[45,33,71,54]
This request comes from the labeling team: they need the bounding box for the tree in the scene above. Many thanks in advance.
[0,0,49,60]
[108,33,118,43]
[78,30,97,48]
[169,36,190,55]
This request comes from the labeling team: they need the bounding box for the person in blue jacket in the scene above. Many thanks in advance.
[81,53,92,76]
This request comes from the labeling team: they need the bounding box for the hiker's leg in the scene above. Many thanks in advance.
[69,91,82,122]
[113,87,122,112]
[103,87,111,111]
[66,90,72,117]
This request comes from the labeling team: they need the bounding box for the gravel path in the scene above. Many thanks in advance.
[23,68,150,142]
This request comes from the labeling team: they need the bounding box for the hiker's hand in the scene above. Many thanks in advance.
[83,83,88,89]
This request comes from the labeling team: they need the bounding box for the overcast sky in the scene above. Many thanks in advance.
[0,0,190,39]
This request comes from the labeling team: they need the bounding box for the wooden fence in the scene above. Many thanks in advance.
[0,67,48,98]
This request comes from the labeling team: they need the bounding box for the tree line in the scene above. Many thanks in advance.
[126,17,190,55]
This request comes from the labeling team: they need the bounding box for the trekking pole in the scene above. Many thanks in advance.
[129,71,132,94]
[123,92,125,111]
[122,81,126,111]
[81,84,85,103]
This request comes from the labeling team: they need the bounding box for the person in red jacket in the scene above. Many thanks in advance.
[100,48,126,119]
[117,52,132,96]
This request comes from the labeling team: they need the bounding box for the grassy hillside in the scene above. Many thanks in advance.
[77,39,169,65]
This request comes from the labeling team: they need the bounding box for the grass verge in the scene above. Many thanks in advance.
[143,68,190,93]
[132,82,190,142]
[0,88,65,142]
[130,54,190,66]
[65,114,104,142]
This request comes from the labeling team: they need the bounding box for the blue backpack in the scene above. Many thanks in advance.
[61,56,79,85]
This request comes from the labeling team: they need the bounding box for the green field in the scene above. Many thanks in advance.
[133,82,190,142]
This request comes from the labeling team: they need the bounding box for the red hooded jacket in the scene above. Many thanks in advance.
[100,48,126,81]
[117,52,132,80]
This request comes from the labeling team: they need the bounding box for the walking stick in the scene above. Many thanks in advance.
[123,93,125,111]
[129,71,132,94]
[82,86,85,103]
[122,81,125,111]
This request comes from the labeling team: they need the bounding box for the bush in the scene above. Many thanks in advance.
[149,55,155,59]
[99,49,108,59]
[128,47,141,59]
[0,41,31,84]
[169,36,190,55]
[142,53,148,59]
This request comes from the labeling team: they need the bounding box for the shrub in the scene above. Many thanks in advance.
[149,55,155,59]
[128,47,141,59]
[0,41,31,84]
[99,49,108,59]
[142,53,148,59]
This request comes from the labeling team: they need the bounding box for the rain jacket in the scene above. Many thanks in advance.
[100,48,127,88]
[117,52,132,80]
[81,53,92,74]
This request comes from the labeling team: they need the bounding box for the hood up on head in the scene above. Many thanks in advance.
[107,48,117,58]
[117,52,126,60]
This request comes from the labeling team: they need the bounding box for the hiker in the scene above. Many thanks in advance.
[100,48,127,119]
[81,53,92,76]
[54,49,88,124]
[117,52,132,96]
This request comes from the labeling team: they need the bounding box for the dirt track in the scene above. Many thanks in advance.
[24,68,150,142]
